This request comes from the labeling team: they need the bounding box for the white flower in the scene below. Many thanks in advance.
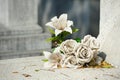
[81,35,100,58]
[81,35,100,49]
[46,14,73,36]
[53,47,60,53]
[75,43,95,65]
[43,51,62,68]
[60,39,78,55]
[61,55,77,68]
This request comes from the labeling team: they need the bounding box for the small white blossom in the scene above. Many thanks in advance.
[46,14,73,36]
[43,51,62,68]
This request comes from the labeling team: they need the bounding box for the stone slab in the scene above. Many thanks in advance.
[97,0,120,66]
[0,56,120,80]
[0,24,43,36]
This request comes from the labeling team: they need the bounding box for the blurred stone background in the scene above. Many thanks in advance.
[0,0,100,59]
[38,0,100,38]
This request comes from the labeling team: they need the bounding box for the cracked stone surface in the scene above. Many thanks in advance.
[0,56,120,80]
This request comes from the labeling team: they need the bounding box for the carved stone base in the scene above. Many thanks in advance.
[0,26,51,59]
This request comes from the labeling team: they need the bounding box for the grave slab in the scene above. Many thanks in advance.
[0,56,120,80]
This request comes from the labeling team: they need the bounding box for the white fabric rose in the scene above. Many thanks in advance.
[61,55,77,68]
[60,39,78,55]
[81,35,100,57]
[43,35,102,68]
[75,43,95,65]
[43,51,62,68]
[45,14,73,36]
[81,35,100,49]
[53,46,60,53]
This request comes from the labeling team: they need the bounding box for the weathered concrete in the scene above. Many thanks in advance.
[97,0,120,66]
[0,0,51,59]
[0,56,120,80]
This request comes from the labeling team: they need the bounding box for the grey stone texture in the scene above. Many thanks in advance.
[0,0,51,59]
[98,0,120,66]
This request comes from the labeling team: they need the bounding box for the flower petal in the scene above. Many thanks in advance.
[53,47,60,53]
[67,20,73,27]
[43,51,51,59]
[64,27,72,34]
[59,14,67,29]
[55,29,63,36]
[59,14,67,21]
[51,16,58,22]
[45,22,55,28]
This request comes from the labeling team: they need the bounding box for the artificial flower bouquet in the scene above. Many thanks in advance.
[43,14,112,69]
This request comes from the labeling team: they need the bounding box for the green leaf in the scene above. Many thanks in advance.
[72,28,79,33]
[75,38,81,42]
[48,27,55,34]
[42,59,48,62]
[57,31,70,42]
[57,31,70,38]
[46,36,59,42]
[62,31,70,36]
[46,37,54,42]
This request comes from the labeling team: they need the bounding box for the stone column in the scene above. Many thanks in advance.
[98,0,120,66]
[0,0,51,59]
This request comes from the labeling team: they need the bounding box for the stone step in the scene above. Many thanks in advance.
[0,50,51,60]
[0,25,43,36]
[0,33,51,59]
